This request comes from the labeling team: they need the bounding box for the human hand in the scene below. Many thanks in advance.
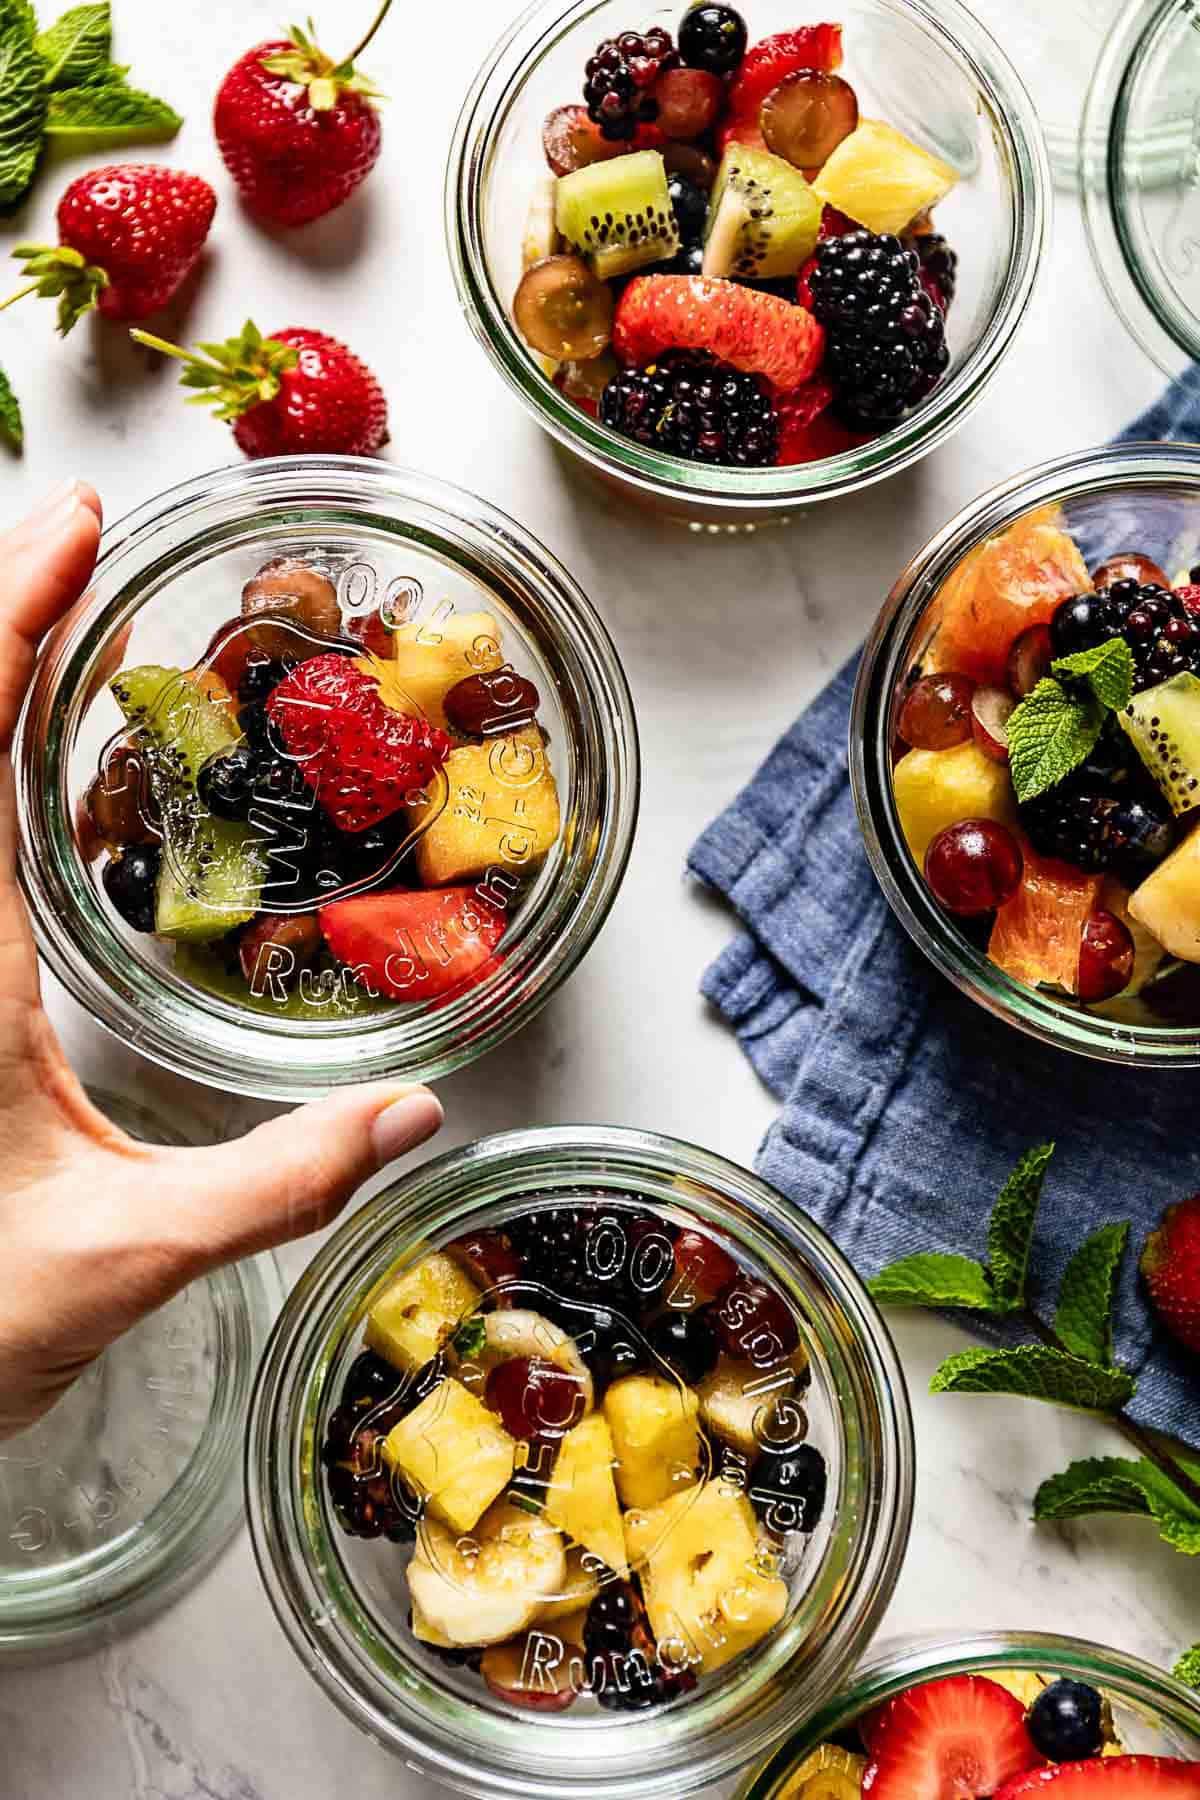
[0,482,444,1436]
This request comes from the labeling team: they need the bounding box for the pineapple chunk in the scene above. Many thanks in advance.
[410,726,560,888]
[365,1251,482,1374]
[696,1357,804,1460]
[543,1412,628,1576]
[407,1500,566,1647]
[361,608,504,731]
[1129,826,1200,962]
[603,1374,703,1510]
[778,1745,866,1800]
[1099,876,1166,996]
[814,119,957,237]
[383,1377,515,1533]
[624,1483,788,1674]
[893,739,1015,867]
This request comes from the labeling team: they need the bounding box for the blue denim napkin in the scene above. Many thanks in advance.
[689,385,1200,1450]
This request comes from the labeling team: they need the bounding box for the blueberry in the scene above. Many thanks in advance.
[663,240,704,276]
[102,844,160,932]
[1027,1679,1104,1761]
[668,173,708,246]
[749,1443,827,1535]
[1109,796,1176,871]
[647,1310,719,1384]
[577,1306,645,1392]
[342,1349,402,1411]
[678,2,747,74]
[197,742,259,820]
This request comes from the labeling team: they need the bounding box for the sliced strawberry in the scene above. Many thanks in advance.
[614,274,824,390]
[267,654,451,834]
[996,1758,1200,1799]
[1175,584,1200,616]
[864,1675,1041,1800]
[319,887,505,1002]
[727,24,844,120]
[777,401,872,465]
[716,114,769,156]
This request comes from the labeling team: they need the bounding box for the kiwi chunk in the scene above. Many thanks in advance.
[555,149,679,280]
[110,664,262,941]
[701,144,822,281]
[1120,672,1200,815]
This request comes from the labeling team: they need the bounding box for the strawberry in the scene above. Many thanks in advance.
[778,394,873,465]
[319,887,505,1002]
[727,24,844,121]
[130,320,389,457]
[614,275,824,390]
[996,1759,1200,1799]
[1175,585,1200,617]
[266,653,451,833]
[863,1675,1041,1799]
[1141,1194,1200,1353]
[4,165,216,336]
[214,3,391,227]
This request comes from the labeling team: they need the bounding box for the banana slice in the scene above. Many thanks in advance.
[522,176,561,269]
[453,1309,594,1415]
[408,1499,567,1648]
[778,1744,865,1799]
[534,1546,603,1624]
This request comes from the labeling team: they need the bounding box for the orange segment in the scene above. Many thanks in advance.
[988,838,1102,995]
[928,505,1090,687]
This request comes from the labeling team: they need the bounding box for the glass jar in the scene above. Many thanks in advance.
[447,0,1049,530]
[737,1631,1200,1795]
[0,1092,281,1661]
[245,1126,914,1797]
[15,458,638,1101]
[853,442,1200,1064]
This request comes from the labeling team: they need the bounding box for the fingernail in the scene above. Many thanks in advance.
[28,481,82,538]
[28,478,78,522]
[370,1088,444,1166]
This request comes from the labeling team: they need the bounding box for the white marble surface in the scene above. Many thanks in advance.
[3,0,1200,1794]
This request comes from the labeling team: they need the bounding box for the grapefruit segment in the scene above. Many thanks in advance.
[988,838,1102,995]
[929,506,1091,687]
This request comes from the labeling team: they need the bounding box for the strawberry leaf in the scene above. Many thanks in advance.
[35,2,110,89]
[869,1252,998,1311]
[1175,1645,1200,1688]
[1035,1454,1200,1552]
[0,363,21,449]
[1053,1222,1130,1368]
[0,0,49,210]
[986,1142,1055,1312]
[44,75,181,147]
[930,1344,1136,1412]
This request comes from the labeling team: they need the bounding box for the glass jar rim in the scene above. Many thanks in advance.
[245,1125,916,1798]
[14,456,640,1101]
[446,0,1051,513]
[737,1629,1200,1796]
[851,439,1200,1065]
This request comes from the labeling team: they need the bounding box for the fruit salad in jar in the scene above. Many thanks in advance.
[513,7,960,469]
[893,507,1200,1023]
[320,1198,829,1713]
[82,555,561,1019]
[756,1665,1200,1798]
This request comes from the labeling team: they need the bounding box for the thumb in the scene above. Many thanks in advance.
[163,1083,444,1272]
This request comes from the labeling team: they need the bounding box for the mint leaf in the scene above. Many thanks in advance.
[986,1143,1054,1312]
[0,0,49,209]
[1052,636,1135,714]
[1007,678,1105,804]
[1175,1645,1200,1687]
[930,1344,1136,1412]
[44,76,181,145]
[1054,1222,1130,1367]
[35,3,110,87]
[869,1253,999,1311]
[451,1317,486,1360]
[0,364,21,449]
[1035,1455,1200,1553]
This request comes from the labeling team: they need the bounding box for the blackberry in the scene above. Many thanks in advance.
[749,1443,828,1535]
[509,1204,638,1308]
[102,844,161,933]
[807,229,949,428]
[1049,578,1200,692]
[576,1304,646,1392]
[903,231,958,311]
[1021,786,1176,879]
[320,1354,441,1541]
[600,350,780,466]
[583,29,678,142]
[677,2,747,74]
[583,1582,696,1711]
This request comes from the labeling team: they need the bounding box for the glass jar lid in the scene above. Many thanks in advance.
[0,1092,281,1660]
[1081,0,1200,373]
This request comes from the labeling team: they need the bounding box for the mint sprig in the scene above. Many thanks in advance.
[0,0,49,210]
[34,0,107,87]
[1175,1645,1200,1687]
[869,1144,1200,1554]
[0,363,21,448]
[1006,635,1135,804]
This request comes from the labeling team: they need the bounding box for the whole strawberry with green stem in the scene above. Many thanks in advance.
[1,164,216,335]
[131,320,389,457]
[214,0,392,226]
[1141,1194,1200,1354]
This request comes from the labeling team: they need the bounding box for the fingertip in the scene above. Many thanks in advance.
[73,481,102,524]
[369,1086,444,1168]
